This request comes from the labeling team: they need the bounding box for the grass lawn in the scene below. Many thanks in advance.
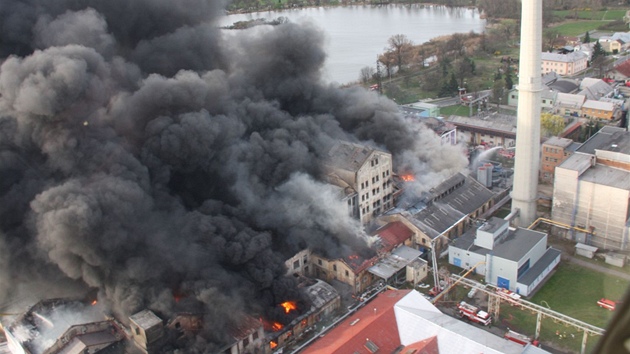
[439,104,477,117]
[553,9,627,21]
[495,262,628,352]
[549,21,609,36]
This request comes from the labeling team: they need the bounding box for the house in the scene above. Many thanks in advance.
[448,217,561,296]
[310,221,416,294]
[607,56,630,81]
[323,141,394,225]
[581,100,620,120]
[219,314,266,354]
[540,136,580,183]
[552,126,630,250]
[554,92,586,116]
[302,289,551,354]
[578,78,614,100]
[541,51,589,76]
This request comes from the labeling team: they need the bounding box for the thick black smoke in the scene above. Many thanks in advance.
[0,0,468,351]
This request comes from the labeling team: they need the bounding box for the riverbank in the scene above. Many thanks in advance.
[225,1,472,15]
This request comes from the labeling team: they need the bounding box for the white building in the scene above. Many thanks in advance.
[552,126,630,250]
[448,217,561,296]
[541,51,588,76]
[323,141,394,225]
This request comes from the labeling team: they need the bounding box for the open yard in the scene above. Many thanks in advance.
[499,262,629,353]
[549,21,609,37]
[553,9,627,21]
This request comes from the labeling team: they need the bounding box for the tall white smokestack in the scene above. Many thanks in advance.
[511,0,543,227]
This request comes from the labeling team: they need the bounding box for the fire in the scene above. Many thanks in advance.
[91,300,97,306]
[348,254,359,260]
[270,341,278,349]
[272,322,283,331]
[401,174,415,182]
[280,301,297,314]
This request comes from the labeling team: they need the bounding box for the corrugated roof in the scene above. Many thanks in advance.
[368,246,423,279]
[555,93,585,108]
[374,221,414,253]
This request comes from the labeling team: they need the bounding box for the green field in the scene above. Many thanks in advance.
[553,9,627,21]
[549,21,609,36]
[498,263,629,353]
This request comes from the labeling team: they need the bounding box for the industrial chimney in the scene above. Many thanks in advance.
[511,0,543,227]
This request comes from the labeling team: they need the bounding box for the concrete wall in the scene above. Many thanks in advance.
[449,247,487,275]
[485,254,518,292]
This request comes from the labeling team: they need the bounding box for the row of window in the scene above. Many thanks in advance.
[360,169,391,190]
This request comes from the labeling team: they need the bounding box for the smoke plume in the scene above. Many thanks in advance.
[0,0,467,351]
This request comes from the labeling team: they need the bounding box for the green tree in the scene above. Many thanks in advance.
[592,40,606,61]
[540,112,565,137]
[505,65,514,90]
[583,31,591,44]
[439,73,459,97]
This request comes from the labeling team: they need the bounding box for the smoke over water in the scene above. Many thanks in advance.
[0,0,467,351]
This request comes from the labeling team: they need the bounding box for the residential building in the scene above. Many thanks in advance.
[310,221,416,294]
[552,126,630,250]
[541,51,588,76]
[323,141,394,225]
[448,217,561,296]
[540,137,580,183]
[608,56,630,81]
[302,289,551,354]
[581,100,620,120]
[578,78,614,100]
[598,37,623,54]
[554,92,585,116]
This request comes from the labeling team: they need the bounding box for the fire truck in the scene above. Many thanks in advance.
[457,301,491,326]
[597,298,616,311]
[496,287,521,302]
[504,329,540,347]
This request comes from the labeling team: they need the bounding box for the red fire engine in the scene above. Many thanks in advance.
[457,301,491,326]
[496,287,521,303]
[504,329,540,347]
[597,298,616,311]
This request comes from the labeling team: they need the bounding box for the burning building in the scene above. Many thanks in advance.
[3,299,126,354]
[0,0,468,351]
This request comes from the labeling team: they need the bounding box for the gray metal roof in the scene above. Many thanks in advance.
[580,163,630,190]
[445,114,517,136]
[368,246,423,279]
[517,248,562,286]
[129,309,162,329]
[303,279,339,310]
[324,140,383,173]
[451,227,547,262]
[436,175,494,216]
[576,126,630,155]
[541,51,588,63]
[543,136,574,149]
[548,79,579,93]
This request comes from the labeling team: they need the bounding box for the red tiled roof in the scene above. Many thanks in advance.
[342,254,378,274]
[402,336,440,354]
[301,289,411,354]
[614,60,630,78]
[375,221,413,253]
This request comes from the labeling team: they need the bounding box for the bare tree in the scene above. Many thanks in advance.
[387,34,414,71]
[543,29,561,51]
[359,66,376,84]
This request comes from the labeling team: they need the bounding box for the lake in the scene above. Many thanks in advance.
[219,4,486,84]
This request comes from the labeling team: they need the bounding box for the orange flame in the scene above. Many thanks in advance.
[348,254,359,260]
[272,322,283,331]
[280,301,297,314]
[91,300,97,306]
[401,174,415,182]
[270,341,278,349]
